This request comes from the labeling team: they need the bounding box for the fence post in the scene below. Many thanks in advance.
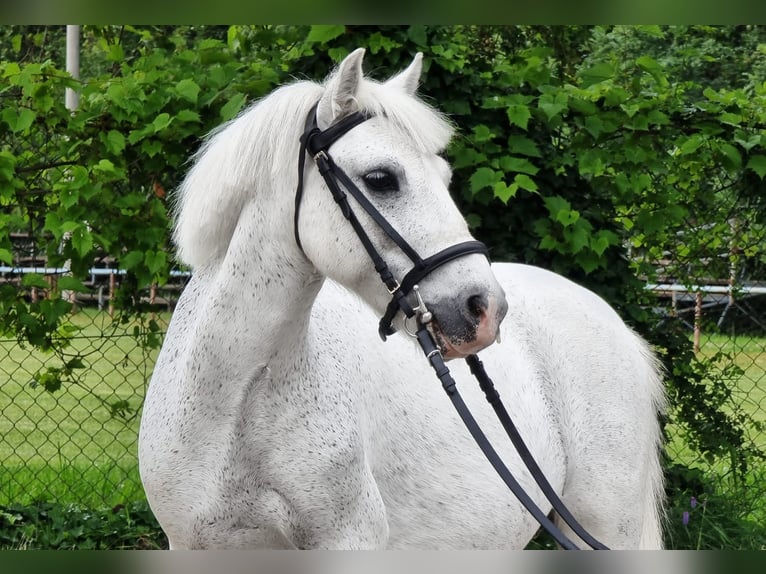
[108,271,115,317]
[694,291,703,353]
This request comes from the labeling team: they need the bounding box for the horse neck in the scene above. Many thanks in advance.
[188,199,323,377]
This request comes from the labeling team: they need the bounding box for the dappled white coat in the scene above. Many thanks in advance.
[138,49,665,550]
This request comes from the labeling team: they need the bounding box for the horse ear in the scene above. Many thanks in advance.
[317,47,365,128]
[385,52,423,95]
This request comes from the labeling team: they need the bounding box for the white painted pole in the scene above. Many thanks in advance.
[63,25,81,306]
[65,25,80,111]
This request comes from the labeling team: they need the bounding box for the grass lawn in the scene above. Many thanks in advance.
[662,331,766,548]
[0,309,168,507]
[665,332,766,461]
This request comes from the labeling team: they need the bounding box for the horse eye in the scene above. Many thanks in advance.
[362,169,399,193]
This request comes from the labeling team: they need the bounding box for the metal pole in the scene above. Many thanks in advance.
[62,25,81,308]
[65,25,80,111]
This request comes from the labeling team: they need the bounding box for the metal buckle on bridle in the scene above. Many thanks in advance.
[403,285,433,338]
[387,280,401,295]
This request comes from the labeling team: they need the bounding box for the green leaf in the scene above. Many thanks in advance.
[176,109,201,123]
[175,78,201,103]
[472,124,495,143]
[106,82,127,109]
[22,274,49,289]
[575,250,602,274]
[60,185,80,209]
[543,195,569,216]
[152,112,173,132]
[407,25,428,46]
[603,87,630,107]
[307,25,346,43]
[3,108,36,133]
[734,134,761,152]
[513,173,538,193]
[499,156,539,176]
[678,134,704,155]
[544,195,579,226]
[2,61,20,78]
[145,250,167,276]
[220,93,247,121]
[105,130,126,154]
[539,101,566,121]
[0,248,12,264]
[718,143,742,170]
[636,55,667,86]
[538,92,568,121]
[128,126,151,145]
[33,368,63,393]
[58,276,89,293]
[15,108,35,132]
[626,113,649,131]
[579,62,615,87]
[577,149,605,176]
[450,146,486,169]
[493,181,518,204]
[94,159,116,174]
[506,104,531,130]
[141,139,163,158]
[70,226,93,257]
[65,357,86,370]
[590,230,618,256]
[367,32,399,54]
[746,155,766,179]
[469,167,501,194]
[718,112,741,126]
[0,150,16,181]
[647,110,669,126]
[120,250,145,270]
[564,223,590,253]
[106,42,125,62]
[584,115,603,139]
[507,135,541,157]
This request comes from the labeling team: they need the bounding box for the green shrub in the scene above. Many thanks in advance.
[0,500,167,549]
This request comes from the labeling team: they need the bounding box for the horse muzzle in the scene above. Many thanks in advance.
[427,291,508,360]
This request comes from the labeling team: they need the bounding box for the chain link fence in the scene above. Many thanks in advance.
[638,177,766,546]
[0,250,186,508]
[2,249,765,511]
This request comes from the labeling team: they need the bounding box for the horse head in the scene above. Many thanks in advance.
[297,49,508,359]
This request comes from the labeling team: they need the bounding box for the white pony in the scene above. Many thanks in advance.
[139,49,665,550]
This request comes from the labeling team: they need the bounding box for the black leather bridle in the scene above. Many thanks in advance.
[294,103,489,340]
[294,102,609,551]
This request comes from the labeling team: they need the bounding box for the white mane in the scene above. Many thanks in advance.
[172,66,455,268]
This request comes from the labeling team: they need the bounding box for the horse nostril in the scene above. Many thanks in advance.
[466,294,487,320]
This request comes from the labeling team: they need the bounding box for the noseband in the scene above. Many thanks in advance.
[293,102,608,551]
